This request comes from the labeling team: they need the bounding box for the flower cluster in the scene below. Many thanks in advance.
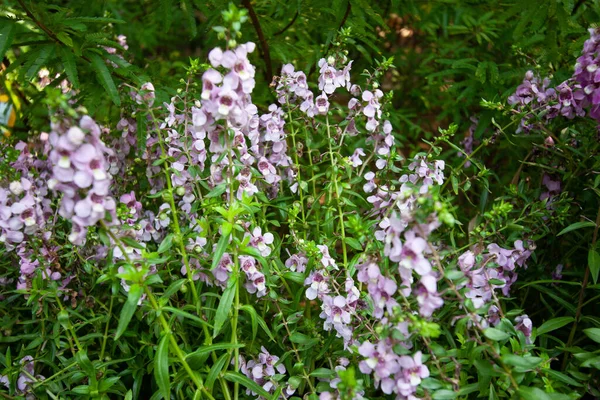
[239,347,291,398]
[458,240,533,309]
[0,356,45,395]
[359,341,429,398]
[48,116,117,245]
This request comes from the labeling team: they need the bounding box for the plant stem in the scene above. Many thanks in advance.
[326,115,348,268]
[563,204,600,369]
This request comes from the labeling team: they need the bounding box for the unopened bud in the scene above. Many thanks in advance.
[544,136,555,147]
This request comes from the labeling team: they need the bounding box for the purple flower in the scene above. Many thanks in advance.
[515,314,533,344]
[285,253,308,273]
[317,244,338,269]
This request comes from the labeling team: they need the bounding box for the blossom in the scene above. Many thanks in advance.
[285,253,308,273]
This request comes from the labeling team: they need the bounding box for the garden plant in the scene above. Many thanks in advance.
[1,1,600,399]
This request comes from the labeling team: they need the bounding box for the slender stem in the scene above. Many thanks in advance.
[286,108,307,237]
[326,115,348,268]
[102,221,212,397]
[563,204,600,369]
[99,295,114,361]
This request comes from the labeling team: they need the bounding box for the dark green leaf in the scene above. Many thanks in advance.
[589,250,600,285]
[187,343,245,369]
[557,221,595,236]
[60,47,79,88]
[88,53,121,106]
[583,328,600,343]
[155,333,171,399]
[484,328,510,341]
[213,278,236,338]
[536,317,574,335]
[115,284,143,339]
[0,22,16,61]
[223,371,271,398]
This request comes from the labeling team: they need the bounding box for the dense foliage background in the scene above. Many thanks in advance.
[1,0,600,399]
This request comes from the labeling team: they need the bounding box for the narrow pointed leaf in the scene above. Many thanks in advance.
[88,53,121,106]
[155,333,171,399]
[115,284,142,339]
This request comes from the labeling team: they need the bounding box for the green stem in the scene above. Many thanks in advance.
[325,115,348,268]
[563,204,600,369]
[99,295,114,360]
[286,107,308,238]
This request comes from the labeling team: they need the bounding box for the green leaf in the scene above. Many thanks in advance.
[309,368,334,379]
[344,237,363,251]
[0,22,16,61]
[88,53,121,106]
[557,221,596,236]
[206,353,228,390]
[56,31,73,47]
[240,304,258,340]
[213,278,237,338]
[239,304,275,341]
[115,284,143,339]
[542,369,583,387]
[25,45,53,81]
[536,317,574,335]
[501,354,543,370]
[76,350,98,390]
[155,333,171,399]
[160,0,174,31]
[518,387,551,400]
[211,232,230,271]
[583,328,600,343]
[157,234,174,254]
[589,249,600,285]
[187,343,245,369]
[120,236,145,249]
[484,328,510,341]
[59,47,79,88]
[432,389,458,399]
[180,0,197,37]
[163,306,212,328]
[223,371,271,399]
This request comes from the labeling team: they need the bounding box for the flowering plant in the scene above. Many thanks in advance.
[1,2,600,400]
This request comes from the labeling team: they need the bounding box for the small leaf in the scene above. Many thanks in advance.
[536,317,574,335]
[588,249,600,285]
[223,371,271,399]
[155,333,171,399]
[115,284,143,339]
[88,53,121,106]
[0,22,16,61]
[213,278,237,338]
[557,221,595,236]
[583,328,600,343]
[484,328,510,341]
